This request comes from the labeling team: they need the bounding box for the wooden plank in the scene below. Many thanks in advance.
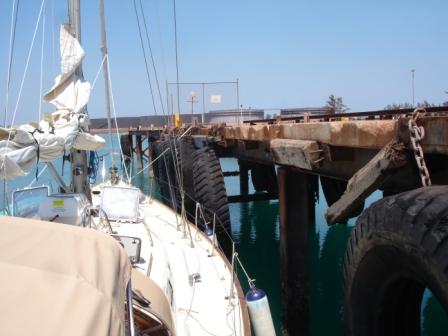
[271,139,321,170]
[325,140,407,225]
[227,192,278,203]
[221,117,448,154]
[223,120,398,149]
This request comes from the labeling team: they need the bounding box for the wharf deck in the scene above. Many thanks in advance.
[192,107,448,181]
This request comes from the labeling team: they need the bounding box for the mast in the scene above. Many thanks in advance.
[68,0,91,196]
[99,0,116,180]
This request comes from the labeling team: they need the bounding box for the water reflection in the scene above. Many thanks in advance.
[310,223,352,335]
[422,289,448,335]
[231,199,282,335]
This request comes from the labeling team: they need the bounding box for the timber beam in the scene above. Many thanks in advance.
[221,117,448,155]
[325,140,408,225]
[271,139,323,170]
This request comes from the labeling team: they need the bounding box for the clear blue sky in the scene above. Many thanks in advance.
[0,0,447,125]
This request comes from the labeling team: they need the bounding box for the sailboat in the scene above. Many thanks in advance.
[0,0,278,335]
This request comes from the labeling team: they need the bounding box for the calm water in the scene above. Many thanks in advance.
[2,138,447,335]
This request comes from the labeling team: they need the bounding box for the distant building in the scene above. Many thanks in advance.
[204,109,264,124]
[90,114,202,129]
[280,107,328,117]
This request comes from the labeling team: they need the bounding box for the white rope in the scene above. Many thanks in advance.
[38,4,46,121]
[105,55,131,182]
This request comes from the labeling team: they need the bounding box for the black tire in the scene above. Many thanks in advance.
[177,138,196,220]
[150,140,160,182]
[157,140,173,206]
[163,139,182,210]
[344,186,448,336]
[192,147,232,258]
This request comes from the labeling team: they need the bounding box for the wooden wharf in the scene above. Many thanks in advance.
[117,106,448,335]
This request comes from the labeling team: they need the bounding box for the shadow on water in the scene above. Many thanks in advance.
[309,222,352,335]
[231,200,282,335]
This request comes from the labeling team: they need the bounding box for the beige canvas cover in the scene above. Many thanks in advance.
[132,269,176,335]
[0,216,131,336]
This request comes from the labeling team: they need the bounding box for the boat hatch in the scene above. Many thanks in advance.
[112,235,142,264]
[13,187,91,226]
[12,186,49,218]
[100,186,140,222]
[38,193,91,225]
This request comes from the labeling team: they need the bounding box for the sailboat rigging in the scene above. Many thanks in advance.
[0,0,274,335]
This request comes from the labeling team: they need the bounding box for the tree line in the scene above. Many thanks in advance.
[327,90,448,114]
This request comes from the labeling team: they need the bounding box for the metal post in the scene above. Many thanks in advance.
[202,83,205,124]
[411,69,415,107]
[236,78,241,124]
[69,0,90,197]
[99,0,115,170]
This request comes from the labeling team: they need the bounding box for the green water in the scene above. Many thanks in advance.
[218,158,448,335]
[2,143,447,335]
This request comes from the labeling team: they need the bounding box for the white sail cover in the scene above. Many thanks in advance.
[0,25,105,179]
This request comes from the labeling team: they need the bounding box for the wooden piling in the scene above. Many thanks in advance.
[238,160,249,195]
[127,127,133,162]
[120,134,131,163]
[136,125,143,170]
[278,167,316,336]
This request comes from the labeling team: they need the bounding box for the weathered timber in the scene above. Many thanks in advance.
[271,139,322,170]
[223,120,397,149]
[238,160,249,195]
[120,134,131,161]
[325,140,408,224]
[135,126,143,169]
[223,170,240,177]
[219,117,448,154]
[278,168,316,336]
[227,192,278,203]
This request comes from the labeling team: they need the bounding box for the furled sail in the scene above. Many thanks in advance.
[0,25,105,179]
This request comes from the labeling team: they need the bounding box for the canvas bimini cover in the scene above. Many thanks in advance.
[0,216,131,336]
[0,24,105,179]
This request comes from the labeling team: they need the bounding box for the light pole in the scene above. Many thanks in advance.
[188,91,198,124]
[411,69,415,107]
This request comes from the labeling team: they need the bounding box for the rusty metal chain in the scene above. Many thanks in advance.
[408,108,432,186]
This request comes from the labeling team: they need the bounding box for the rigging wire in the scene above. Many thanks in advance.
[2,0,20,212]
[173,0,181,117]
[105,55,131,182]
[51,0,56,71]
[138,0,166,116]
[132,0,158,115]
[130,126,193,180]
[6,0,46,135]
[153,0,168,84]
[38,3,46,121]
[91,54,107,91]
[3,0,20,127]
